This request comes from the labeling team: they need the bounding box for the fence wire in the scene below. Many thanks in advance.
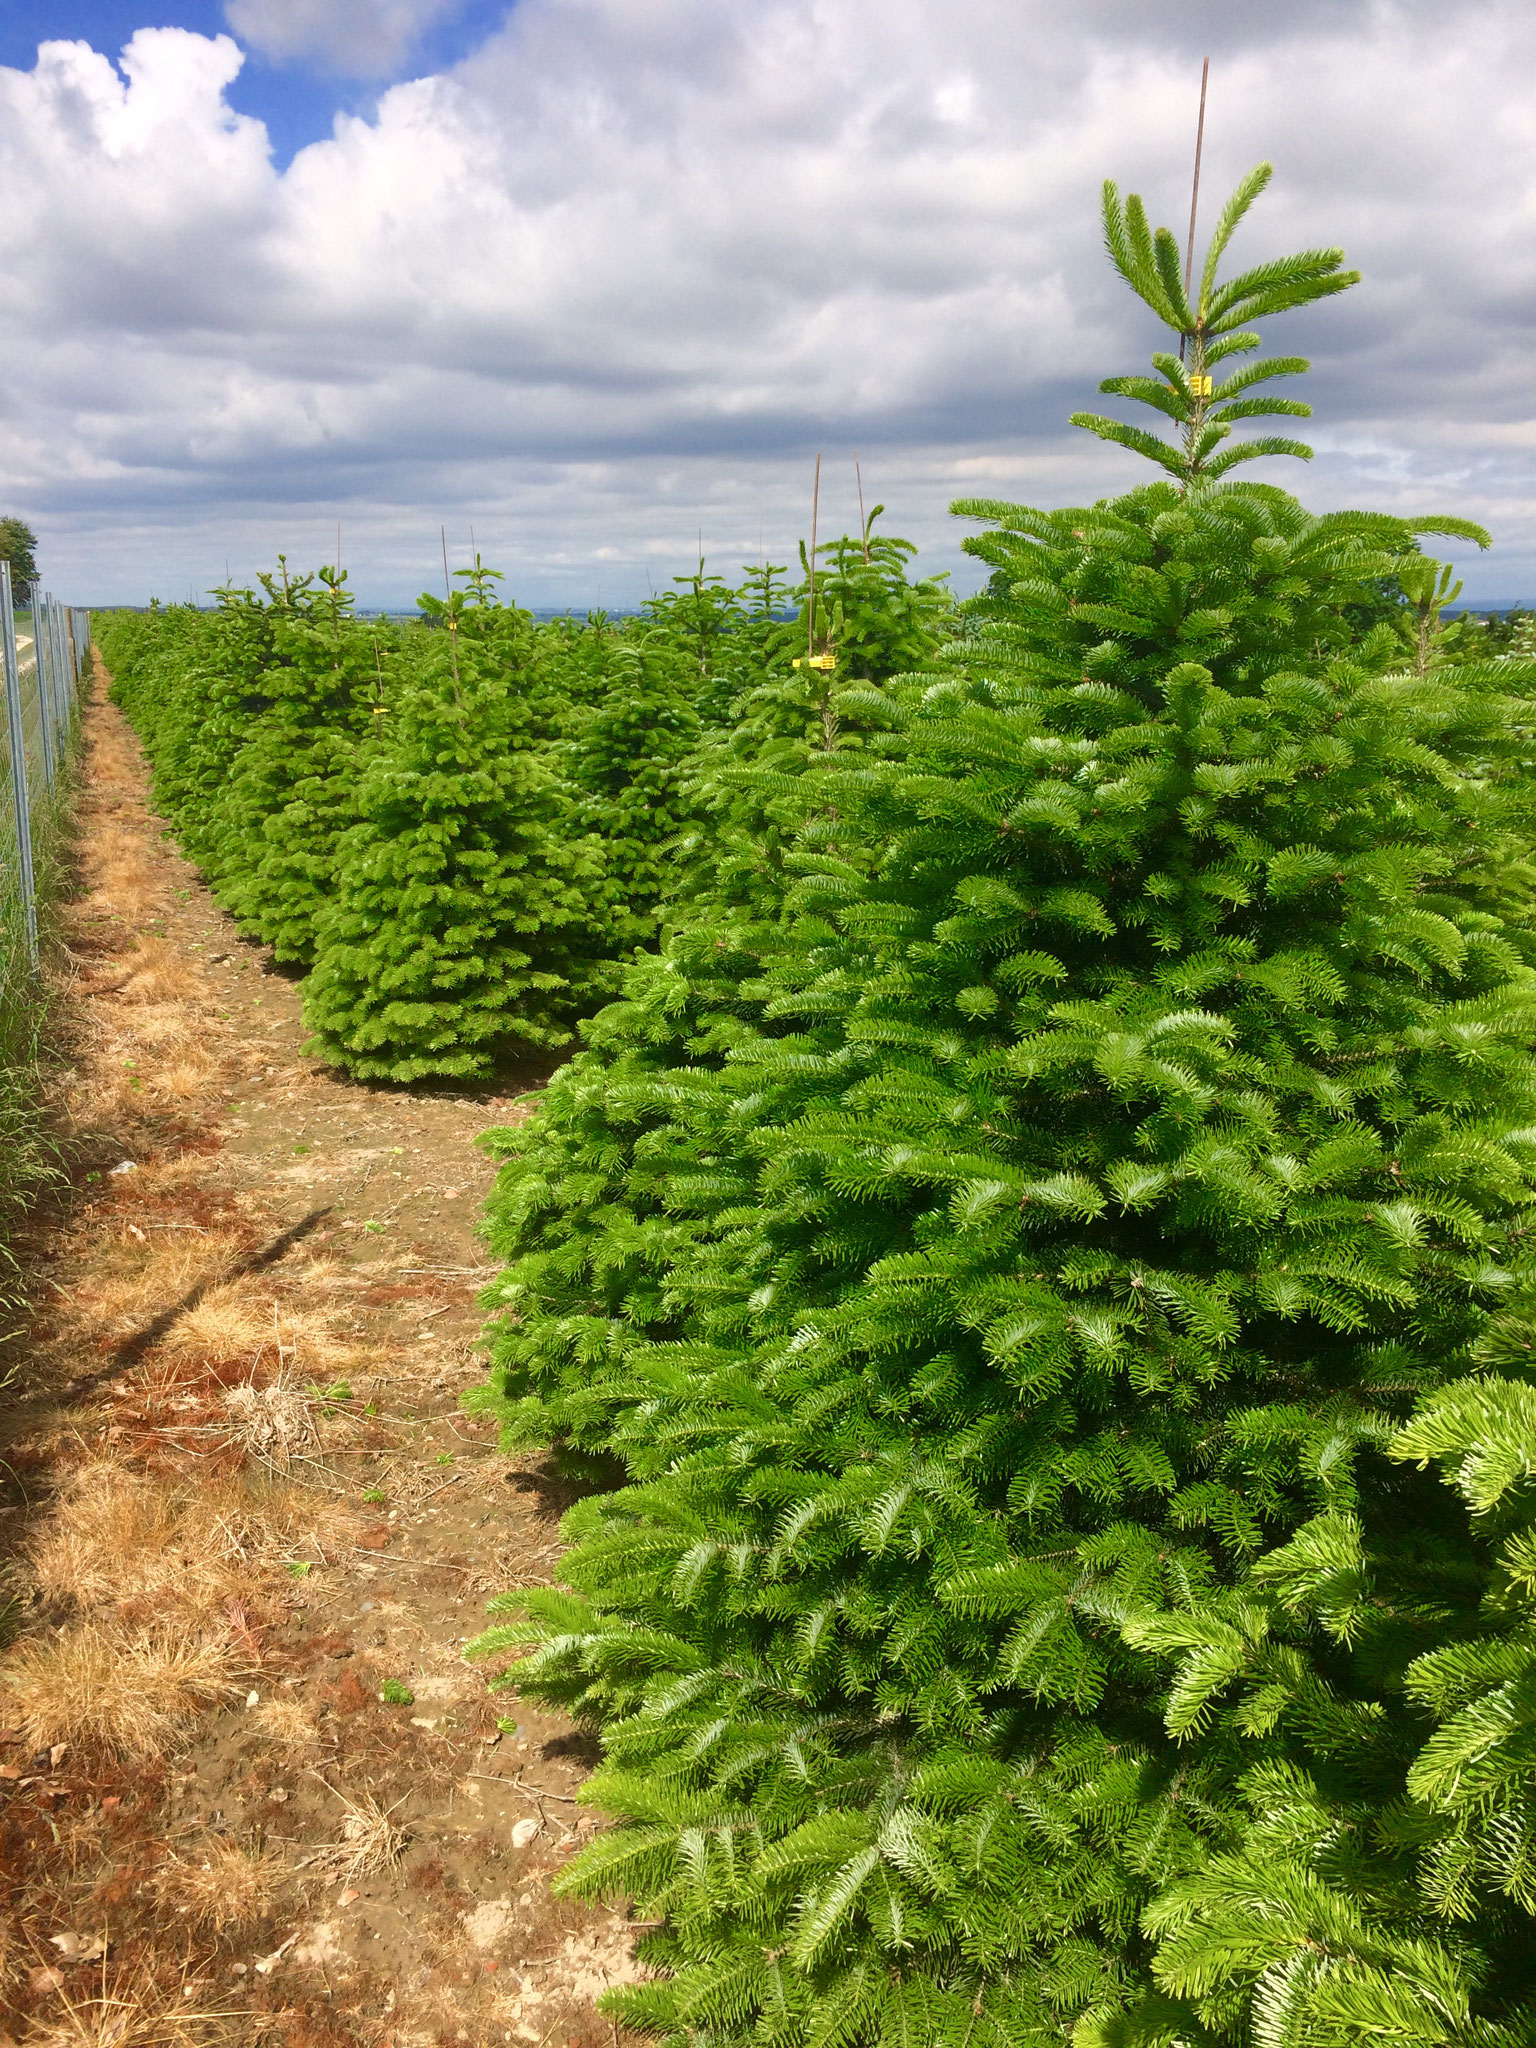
[0,561,91,969]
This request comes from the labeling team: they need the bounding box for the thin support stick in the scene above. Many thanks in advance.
[440,524,460,683]
[808,452,821,662]
[856,453,869,564]
[1183,58,1210,294]
[1179,57,1210,363]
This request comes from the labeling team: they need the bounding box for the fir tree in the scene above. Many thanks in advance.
[469,166,1536,2046]
[1121,1362,1536,2045]
[302,569,605,1082]
[798,507,956,684]
[557,632,702,955]
[211,567,382,962]
[667,535,947,920]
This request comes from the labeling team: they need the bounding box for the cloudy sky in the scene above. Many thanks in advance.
[1,0,1533,610]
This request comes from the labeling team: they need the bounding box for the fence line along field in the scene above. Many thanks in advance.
[6,162,1536,2048]
[2,560,92,1338]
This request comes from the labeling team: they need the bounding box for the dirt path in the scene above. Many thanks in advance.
[0,671,639,2046]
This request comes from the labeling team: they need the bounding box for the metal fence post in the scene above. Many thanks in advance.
[50,596,68,736]
[30,583,56,790]
[53,597,70,728]
[1,561,39,968]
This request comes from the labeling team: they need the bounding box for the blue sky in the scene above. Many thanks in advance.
[0,1,513,162]
[1,0,1534,609]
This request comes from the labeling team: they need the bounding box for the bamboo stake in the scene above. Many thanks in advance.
[440,524,460,684]
[808,452,821,662]
[856,453,869,564]
[1179,58,1210,365]
[1184,58,1210,295]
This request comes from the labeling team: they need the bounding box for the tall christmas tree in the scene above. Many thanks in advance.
[211,567,383,963]
[557,634,702,957]
[469,165,1536,2045]
[302,568,606,1082]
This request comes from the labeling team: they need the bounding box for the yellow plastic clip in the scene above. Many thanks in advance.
[1189,374,1214,397]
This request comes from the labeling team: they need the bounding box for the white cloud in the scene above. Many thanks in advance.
[222,0,463,75]
[1,2,1534,608]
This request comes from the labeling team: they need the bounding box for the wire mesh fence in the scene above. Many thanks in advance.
[1,560,91,971]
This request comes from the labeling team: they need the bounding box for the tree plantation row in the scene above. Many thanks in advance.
[100,167,1536,2046]
[95,531,951,1085]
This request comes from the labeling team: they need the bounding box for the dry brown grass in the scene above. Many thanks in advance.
[29,1464,318,1617]
[20,1960,247,2048]
[157,1285,274,1362]
[149,1057,221,1104]
[117,1008,194,1054]
[119,939,202,1006]
[82,827,166,926]
[0,1623,242,1758]
[79,1235,246,1327]
[150,1835,286,1935]
[220,1382,319,1469]
[308,1782,409,1880]
[248,1697,320,1751]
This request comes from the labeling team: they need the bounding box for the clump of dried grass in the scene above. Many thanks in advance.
[82,1234,245,1327]
[310,1783,409,1879]
[21,1959,244,2048]
[118,1007,193,1054]
[0,1622,242,1758]
[29,1463,316,1617]
[149,1057,220,1104]
[158,1283,274,1361]
[221,1381,319,1469]
[150,1835,286,1934]
[118,938,201,1005]
[249,1696,320,1751]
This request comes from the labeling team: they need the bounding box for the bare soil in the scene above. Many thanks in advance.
[0,670,640,2046]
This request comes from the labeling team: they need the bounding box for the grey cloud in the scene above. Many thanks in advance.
[222,0,464,75]
[0,0,1533,608]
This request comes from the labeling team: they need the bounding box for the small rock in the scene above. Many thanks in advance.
[108,1160,137,1176]
[49,1932,107,1964]
[510,1817,541,1849]
[245,1690,260,1708]
[48,1744,68,1769]
[339,1888,360,1906]
[100,1795,121,1813]
[253,1933,300,1977]
[268,1787,289,1804]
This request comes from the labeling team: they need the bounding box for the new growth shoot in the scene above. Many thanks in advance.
[1073,162,1360,487]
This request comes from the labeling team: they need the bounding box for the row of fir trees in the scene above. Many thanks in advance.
[97,529,952,1083]
[459,166,1536,2048]
[102,162,1536,2045]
